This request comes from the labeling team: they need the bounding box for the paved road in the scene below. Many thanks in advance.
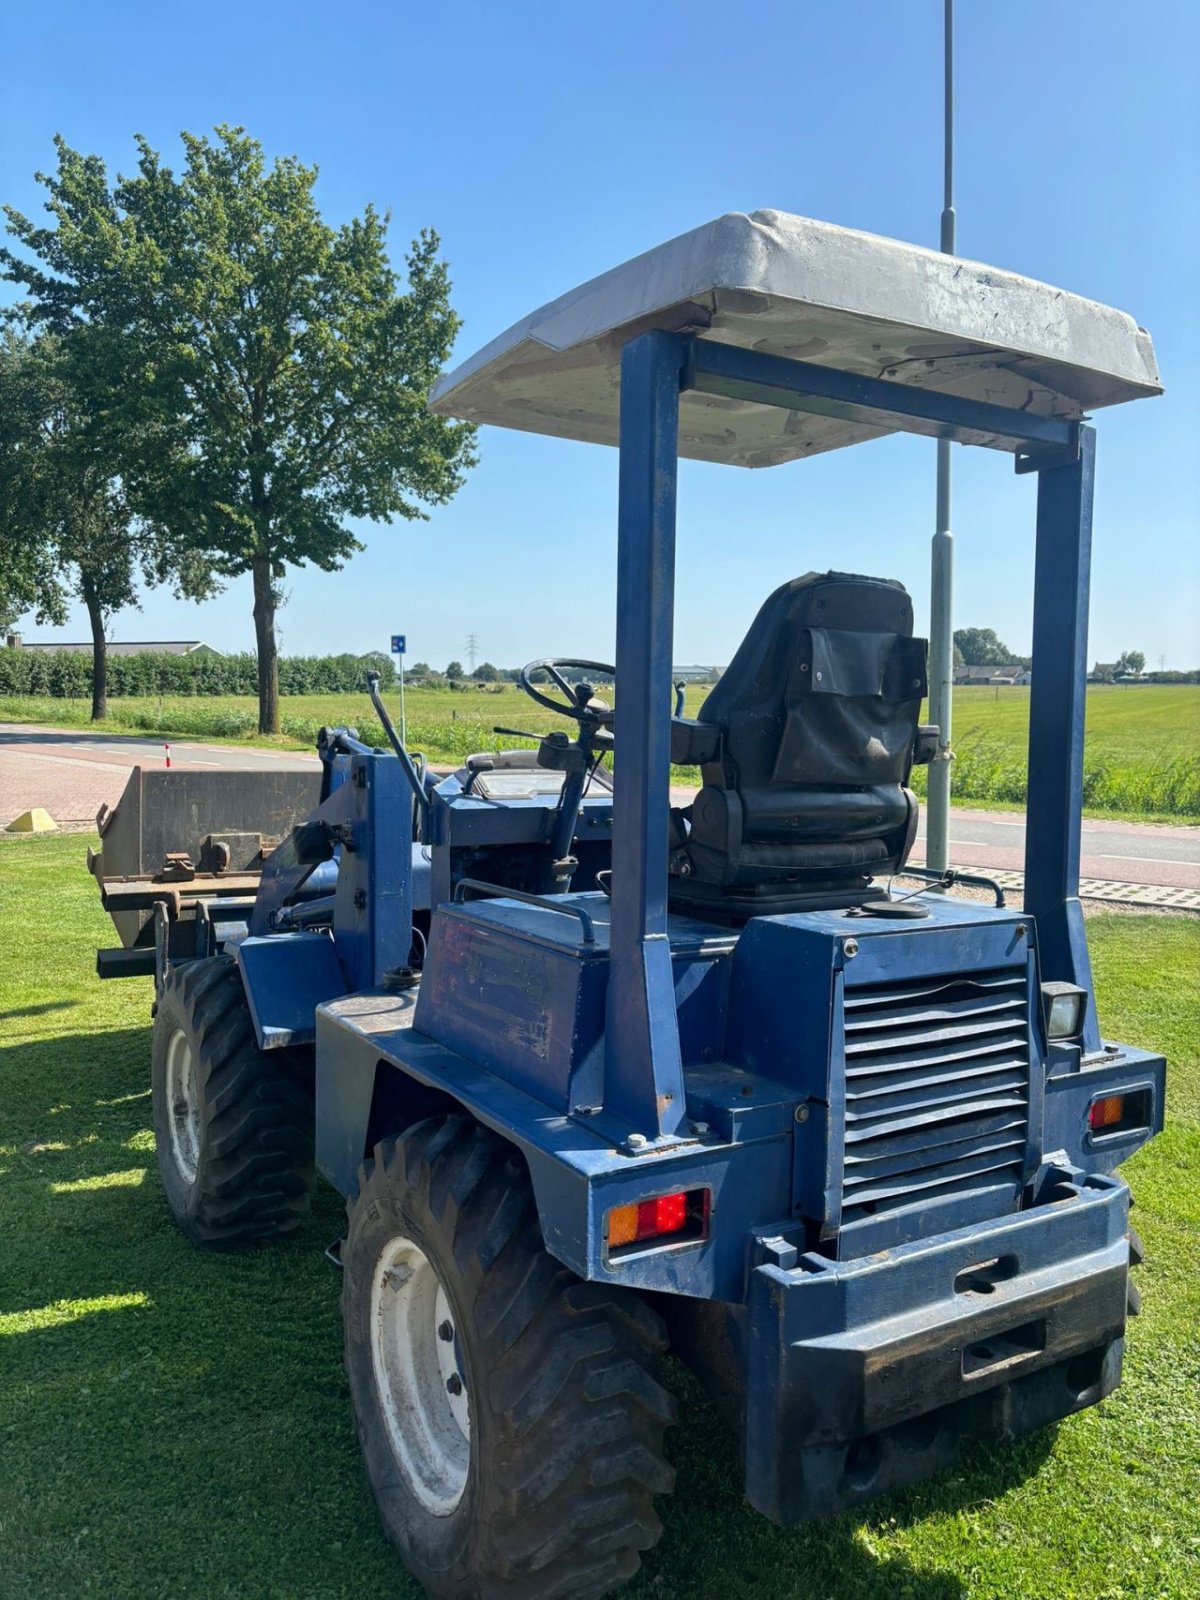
[0,723,317,828]
[3,723,1196,898]
[909,807,1199,894]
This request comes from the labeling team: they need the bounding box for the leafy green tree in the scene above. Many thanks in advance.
[445,659,463,680]
[3,127,477,733]
[472,661,499,682]
[1117,650,1145,677]
[0,331,209,718]
[953,626,1016,666]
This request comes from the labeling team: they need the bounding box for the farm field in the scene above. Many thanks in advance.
[0,833,1197,1599]
[3,682,1198,820]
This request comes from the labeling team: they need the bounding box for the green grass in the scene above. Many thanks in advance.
[3,682,1198,819]
[1,834,1197,1598]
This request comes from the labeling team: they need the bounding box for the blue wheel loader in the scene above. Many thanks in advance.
[91,212,1166,1599]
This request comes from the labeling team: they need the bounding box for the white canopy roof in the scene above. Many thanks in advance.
[429,210,1160,467]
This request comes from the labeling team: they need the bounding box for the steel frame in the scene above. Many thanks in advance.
[608,331,1098,1136]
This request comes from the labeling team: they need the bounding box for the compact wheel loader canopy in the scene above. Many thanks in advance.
[99,210,1167,1598]
[429,208,1160,464]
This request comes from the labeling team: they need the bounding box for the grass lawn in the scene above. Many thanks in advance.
[1,833,1197,1599]
[2,682,1198,819]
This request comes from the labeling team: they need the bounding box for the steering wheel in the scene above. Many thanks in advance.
[519,658,616,727]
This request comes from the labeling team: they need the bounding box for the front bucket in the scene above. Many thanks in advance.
[91,765,323,947]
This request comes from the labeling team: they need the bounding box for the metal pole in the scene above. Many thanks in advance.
[926,0,956,872]
[399,651,407,748]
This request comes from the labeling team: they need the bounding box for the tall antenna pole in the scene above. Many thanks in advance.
[926,0,956,873]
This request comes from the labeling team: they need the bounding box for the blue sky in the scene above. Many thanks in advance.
[3,0,1197,669]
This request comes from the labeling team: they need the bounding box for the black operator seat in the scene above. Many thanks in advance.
[668,571,937,920]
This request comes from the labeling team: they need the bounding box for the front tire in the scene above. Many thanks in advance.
[342,1116,676,1600]
[150,957,315,1248]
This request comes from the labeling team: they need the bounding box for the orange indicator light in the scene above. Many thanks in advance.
[1089,1095,1125,1130]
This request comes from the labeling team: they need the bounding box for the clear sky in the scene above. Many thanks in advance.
[3,0,1197,670]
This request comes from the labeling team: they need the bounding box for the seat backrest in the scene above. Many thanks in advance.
[697,571,926,788]
[671,571,928,910]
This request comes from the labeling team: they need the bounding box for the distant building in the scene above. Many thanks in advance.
[672,664,723,683]
[954,663,1027,687]
[4,635,218,657]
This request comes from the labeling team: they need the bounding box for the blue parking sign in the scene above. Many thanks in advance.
[391,635,406,655]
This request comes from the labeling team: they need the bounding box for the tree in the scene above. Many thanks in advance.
[445,660,463,680]
[0,331,209,718]
[1117,650,1145,677]
[3,127,477,733]
[953,627,1017,666]
[472,661,499,682]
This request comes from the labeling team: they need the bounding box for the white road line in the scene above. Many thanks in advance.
[0,752,133,775]
[1086,851,1192,866]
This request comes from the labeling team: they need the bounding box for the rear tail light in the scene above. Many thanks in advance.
[1087,1088,1152,1137]
[606,1188,709,1253]
[1089,1095,1125,1130]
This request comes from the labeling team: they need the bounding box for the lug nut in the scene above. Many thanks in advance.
[446,1373,463,1396]
[438,1320,454,1342]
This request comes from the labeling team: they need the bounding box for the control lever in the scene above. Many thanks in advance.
[366,673,429,823]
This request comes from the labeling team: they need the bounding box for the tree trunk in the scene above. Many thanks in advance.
[81,573,108,722]
[251,555,280,734]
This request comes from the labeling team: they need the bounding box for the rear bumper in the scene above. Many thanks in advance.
[746,1165,1129,1523]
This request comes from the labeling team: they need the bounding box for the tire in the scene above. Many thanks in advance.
[150,956,315,1248]
[342,1116,676,1600]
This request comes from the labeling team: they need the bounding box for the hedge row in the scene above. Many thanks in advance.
[0,647,397,698]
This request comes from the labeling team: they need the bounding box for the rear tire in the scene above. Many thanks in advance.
[150,956,314,1248]
[342,1116,676,1599]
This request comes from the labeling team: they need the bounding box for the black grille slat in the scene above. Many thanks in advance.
[843,974,1024,1011]
[844,993,1026,1031]
[845,1130,1027,1185]
[839,967,1031,1243]
[844,1095,1028,1145]
[844,1033,1028,1079]
[843,1144,1029,1208]
[842,1108,1028,1169]
[844,1012,1027,1055]
[851,1062,1030,1113]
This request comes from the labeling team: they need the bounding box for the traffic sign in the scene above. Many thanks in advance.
[391,634,406,654]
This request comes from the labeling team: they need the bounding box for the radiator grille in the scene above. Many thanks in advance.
[840,969,1031,1239]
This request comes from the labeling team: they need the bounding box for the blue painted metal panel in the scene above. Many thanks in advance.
[414,894,738,1120]
[333,753,413,990]
[607,330,689,1139]
[1024,426,1101,1050]
[315,985,798,1302]
[238,932,346,1049]
[413,904,608,1112]
[1043,1042,1165,1172]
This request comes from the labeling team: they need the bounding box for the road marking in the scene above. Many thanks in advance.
[0,752,133,775]
[1087,851,1192,867]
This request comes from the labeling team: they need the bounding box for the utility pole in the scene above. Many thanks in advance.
[465,633,479,674]
[926,0,956,873]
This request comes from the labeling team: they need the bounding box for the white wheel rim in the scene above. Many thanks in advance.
[165,1028,200,1184]
[370,1235,471,1515]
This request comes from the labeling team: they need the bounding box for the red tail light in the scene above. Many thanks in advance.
[606,1188,708,1250]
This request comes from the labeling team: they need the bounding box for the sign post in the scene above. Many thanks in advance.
[390,634,407,747]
